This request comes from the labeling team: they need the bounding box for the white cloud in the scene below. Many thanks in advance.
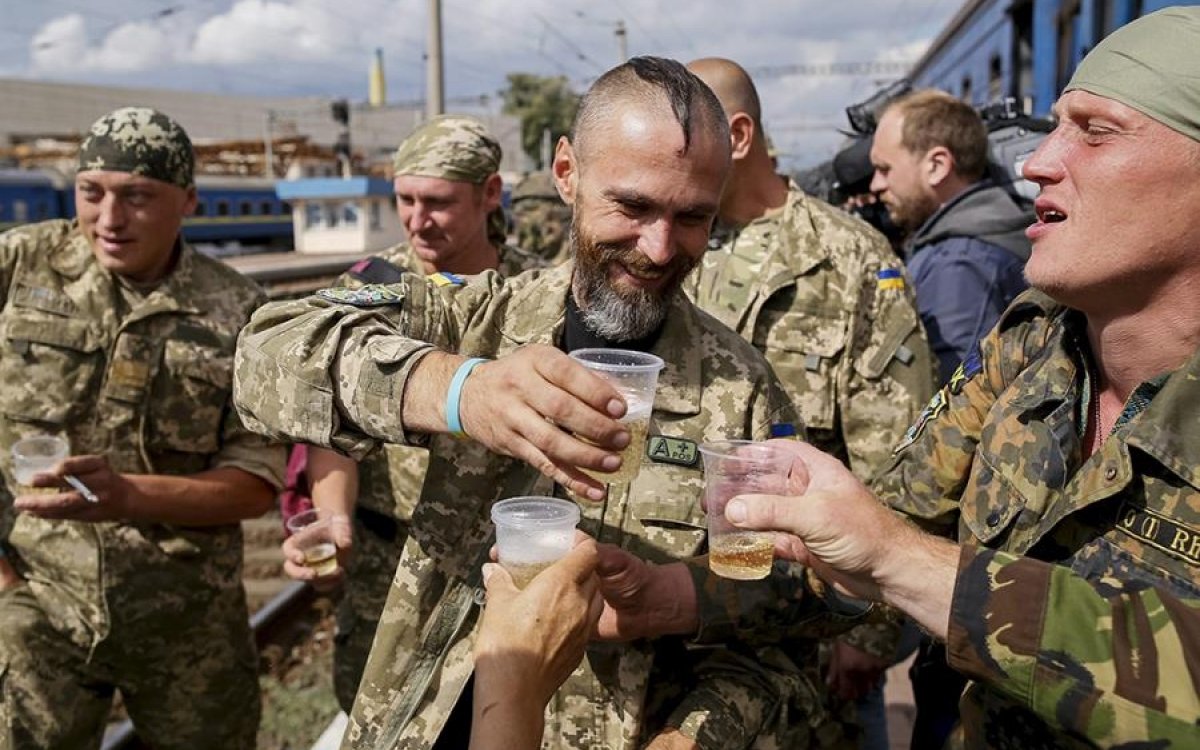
[190,0,345,64]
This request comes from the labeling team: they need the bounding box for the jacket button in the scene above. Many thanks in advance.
[1104,466,1118,481]
[986,511,1001,527]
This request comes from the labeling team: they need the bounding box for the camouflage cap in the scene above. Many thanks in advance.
[391,115,501,183]
[512,171,561,202]
[77,107,194,189]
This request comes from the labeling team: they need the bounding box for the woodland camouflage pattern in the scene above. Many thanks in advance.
[76,107,194,189]
[328,241,544,710]
[510,171,572,265]
[234,262,857,749]
[686,183,936,665]
[0,219,284,748]
[878,290,1200,748]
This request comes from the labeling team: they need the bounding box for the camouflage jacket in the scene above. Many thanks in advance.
[687,182,934,481]
[234,262,846,749]
[0,219,285,650]
[878,290,1200,748]
[334,241,546,522]
[687,182,936,659]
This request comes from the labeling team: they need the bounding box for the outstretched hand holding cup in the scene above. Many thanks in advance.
[699,440,793,580]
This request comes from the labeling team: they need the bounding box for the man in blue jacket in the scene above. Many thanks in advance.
[870,90,1031,383]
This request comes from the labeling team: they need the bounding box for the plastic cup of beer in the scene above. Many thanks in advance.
[491,496,580,588]
[568,348,664,484]
[11,435,69,495]
[699,440,792,580]
[285,508,341,577]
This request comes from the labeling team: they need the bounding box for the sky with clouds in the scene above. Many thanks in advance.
[1,0,964,168]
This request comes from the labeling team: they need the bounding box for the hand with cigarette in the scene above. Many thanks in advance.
[14,454,132,522]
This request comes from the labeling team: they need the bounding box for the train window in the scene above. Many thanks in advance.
[341,202,360,227]
[305,202,322,229]
[261,201,274,216]
[1056,0,1081,93]
[369,199,381,230]
[195,201,207,216]
[13,201,27,223]
[988,56,1003,101]
[36,201,49,220]
[239,201,252,216]
[217,200,230,217]
[281,201,292,214]
[325,202,340,228]
[961,76,972,103]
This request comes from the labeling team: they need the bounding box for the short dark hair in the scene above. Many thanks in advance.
[886,90,989,181]
[572,56,729,157]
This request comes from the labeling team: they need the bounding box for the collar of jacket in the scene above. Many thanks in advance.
[500,260,702,417]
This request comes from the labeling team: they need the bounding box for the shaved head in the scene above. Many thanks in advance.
[687,57,763,128]
[571,56,729,166]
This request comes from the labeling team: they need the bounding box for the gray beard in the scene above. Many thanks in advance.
[575,270,670,341]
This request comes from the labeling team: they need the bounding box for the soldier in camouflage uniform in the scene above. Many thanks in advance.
[683,9,1200,748]
[685,57,935,744]
[510,170,572,265]
[286,115,544,712]
[237,57,860,749]
[0,107,284,749]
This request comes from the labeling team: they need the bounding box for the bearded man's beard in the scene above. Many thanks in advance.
[569,219,697,342]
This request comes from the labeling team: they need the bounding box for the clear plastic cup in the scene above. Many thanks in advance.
[699,440,792,580]
[285,508,341,577]
[490,496,581,588]
[11,435,69,495]
[568,348,665,484]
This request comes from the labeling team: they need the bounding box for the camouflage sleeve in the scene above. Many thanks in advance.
[873,292,1058,537]
[211,398,287,489]
[233,274,492,459]
[841,234,938,483]
[947,546,1200,744]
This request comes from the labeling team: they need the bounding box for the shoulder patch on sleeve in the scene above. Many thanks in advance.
[894,389,947,454]
[876,267,905,291]
[317,284,405,307]
[348,256,406,285]
[428,271,465,287]
[946,341,984,395]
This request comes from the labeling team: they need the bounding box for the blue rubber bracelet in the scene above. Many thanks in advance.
[446,358,488,438]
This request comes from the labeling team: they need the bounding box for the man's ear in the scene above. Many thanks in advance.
[924,146,955,188]
[729,112,755,161]
[481,173,503,211]
[552,136,577,203]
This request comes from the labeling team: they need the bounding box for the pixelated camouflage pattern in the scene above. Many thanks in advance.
[878,289,1200,748]
[511,171,572,265]
[391,115,501,184]
[234,262,835,749]
[0,219,284,746]
[686,183,935,675]
[76,107,194,189]
[327,240,543,710]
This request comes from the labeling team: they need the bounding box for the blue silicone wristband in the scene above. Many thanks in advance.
[446,358,488,438]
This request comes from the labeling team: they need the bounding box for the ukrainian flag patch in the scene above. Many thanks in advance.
[429,271,465,287]
[876,268,905,290]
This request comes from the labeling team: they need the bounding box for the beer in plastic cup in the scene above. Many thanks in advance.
[490,496,580,588]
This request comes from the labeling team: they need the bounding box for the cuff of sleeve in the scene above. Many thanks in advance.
[342,342,437,448]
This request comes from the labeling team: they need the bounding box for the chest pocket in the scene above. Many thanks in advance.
[959,450,1030,547]
[0,313,101,425]
[149,339,233,454]
[754,309,847,431]
[628,458,707,562]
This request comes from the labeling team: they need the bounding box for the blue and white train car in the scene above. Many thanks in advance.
[911,0,1200,117]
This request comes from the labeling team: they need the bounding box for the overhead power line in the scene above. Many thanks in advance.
[750,61,914,78]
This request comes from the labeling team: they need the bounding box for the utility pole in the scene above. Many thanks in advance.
[426,0,445,118]
[615,20,627,63]
[262,110,275,179]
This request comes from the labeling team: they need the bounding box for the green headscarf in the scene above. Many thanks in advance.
[1065,7,1200,142]
[392,115,502,182]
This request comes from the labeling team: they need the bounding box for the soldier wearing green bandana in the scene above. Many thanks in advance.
[0,107,284,749]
